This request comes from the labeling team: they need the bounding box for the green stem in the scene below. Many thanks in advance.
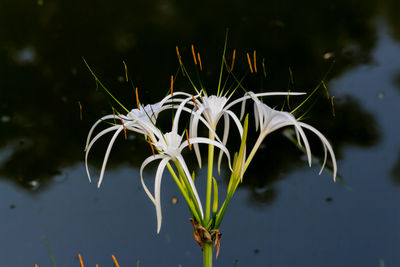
[203,242,213,267]
[244,134,264,173]
[166,163,202,224]
[205,132,215,224]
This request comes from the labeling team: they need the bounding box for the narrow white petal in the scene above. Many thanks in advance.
[85,115,120,150]
[181,137,233,171]
[155,158,170,233]
[218,113,230,174]
[225,110,243,137]
[298,122,337,180]
[85,125,121,183]
[140,154,166,205]
[97,127,125,188]
[225,91,306,110]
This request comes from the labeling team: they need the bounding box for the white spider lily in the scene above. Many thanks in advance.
[139,126,232,233]
[247,95,337,180]
[190,92,306,171]
[85,92,193,188]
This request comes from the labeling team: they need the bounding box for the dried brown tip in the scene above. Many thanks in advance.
[78,254,84,267]
[231,49,236,71]
[135,87,140,110]
[197,52,203,71]
[246,52,254,73]
[253,50,257,73]
[191,44,198,65]
[112,254,120,267]
[185,129,192,150]
[170,75,174,96]
[192,95,199,110]
[120,118,127,140]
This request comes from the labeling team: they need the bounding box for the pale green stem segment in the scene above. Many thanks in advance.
[175,160,204,224]
[166,162,202,224]
[205,132,216,224]
[203,242,213,267]
[244,134,264,173]
[215,115,249,229]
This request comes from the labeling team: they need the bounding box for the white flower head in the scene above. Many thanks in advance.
[251,96,337,180]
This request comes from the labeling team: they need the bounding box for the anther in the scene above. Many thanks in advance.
[246,52,254,73]
[170,75,174,96]
[78,254,84,267]
[120,118,127,140]
[185,129,192,150]
[136,87,140,110]
[231,49,236,71]
[253,50,257,73]
[112,255,120,267]
[123,60,128,82]
[262,58,267,77]
[148,136,155,157]
[197,52,203,71]
[192,95,199,110]
[191,44,198,65]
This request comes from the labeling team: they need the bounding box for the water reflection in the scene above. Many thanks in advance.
[0,0,391,197]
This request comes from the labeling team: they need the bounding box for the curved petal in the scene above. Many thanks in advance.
[140,154,167,205]
[298,122,337,180]
[218,113,230,174]
[225,91,306,111]
[85,115,119,150]
[181,137,233,171]
[155,157,170,233]
[85,125,121,183]
[97,126,125,188]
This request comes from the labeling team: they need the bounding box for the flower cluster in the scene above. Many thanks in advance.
[85,89,337,234]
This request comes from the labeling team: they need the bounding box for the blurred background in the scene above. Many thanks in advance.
[0,0,399,266]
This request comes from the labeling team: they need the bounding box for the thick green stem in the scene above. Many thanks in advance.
[205,132,215,224]
[203,242,213,267]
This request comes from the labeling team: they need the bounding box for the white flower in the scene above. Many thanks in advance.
[139,123,232,233]
[189,91,306,171]
[85,92,193,188]
[247,95,337,180]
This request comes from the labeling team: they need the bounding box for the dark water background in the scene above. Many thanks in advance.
[1,0,400,266]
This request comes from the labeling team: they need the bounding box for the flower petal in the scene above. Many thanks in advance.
[140,154,167,205]
[154,157,170,233]
[85,125,122,183]
[97,126,125,188]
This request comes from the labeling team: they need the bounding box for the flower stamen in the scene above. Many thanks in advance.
[185,129,192,150]
[331,96,336,117]
[78,254,84,267]
[246,52,254,73]
[192,95,199,110]
[112,255,120,267]
[170,75,174,96]
[253,50,257,73]
[148,136,155,157]
[191,44,198,65]
[136,87,140,110]
[262,58,267,77]
[231,49,236,71]
[123,60,128,82]
[119,118,127,140]
[197,52,203,71]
